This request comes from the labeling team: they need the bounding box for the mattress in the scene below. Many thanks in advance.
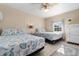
[34,32,63,41]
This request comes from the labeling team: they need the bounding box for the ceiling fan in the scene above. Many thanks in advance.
[41,3,57,12]
[31,3,57,12]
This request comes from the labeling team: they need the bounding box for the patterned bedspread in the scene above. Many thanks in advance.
[0,34,45,56]
[34,32,63,41]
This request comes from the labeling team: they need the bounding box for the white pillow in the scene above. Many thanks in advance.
[37,28,46,32]
[1,28,27,36]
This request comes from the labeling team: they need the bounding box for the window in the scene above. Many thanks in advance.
[54,25,62,31]
[53,21,64,32]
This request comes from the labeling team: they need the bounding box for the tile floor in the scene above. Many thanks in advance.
[34,41,79,56]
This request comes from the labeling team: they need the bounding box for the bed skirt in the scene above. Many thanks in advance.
[45,37,63,44]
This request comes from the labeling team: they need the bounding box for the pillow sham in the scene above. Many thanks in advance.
[1,28,27,36]
[36,28,46,33]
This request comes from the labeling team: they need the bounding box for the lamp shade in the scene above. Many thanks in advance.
[28,25,33,29]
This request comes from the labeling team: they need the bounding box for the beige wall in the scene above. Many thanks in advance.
[45,9,79,41]
[45,9,79,32]
[1,4,79,33]
[0,5,45,33]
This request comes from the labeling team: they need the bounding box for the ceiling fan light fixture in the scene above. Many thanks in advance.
[41,3,50,12]
[41,3,57,12]
[43,8,49,12]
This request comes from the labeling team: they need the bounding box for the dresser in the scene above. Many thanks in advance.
[66,24,79,44]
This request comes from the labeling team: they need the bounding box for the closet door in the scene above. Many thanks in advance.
[67,24,79,44]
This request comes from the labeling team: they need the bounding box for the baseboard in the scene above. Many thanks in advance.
[67,42,79,45]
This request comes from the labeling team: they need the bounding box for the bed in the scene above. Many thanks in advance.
[0,28,45,56]
[34,32,63,43]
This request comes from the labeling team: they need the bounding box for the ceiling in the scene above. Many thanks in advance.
[3,3,79,18]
